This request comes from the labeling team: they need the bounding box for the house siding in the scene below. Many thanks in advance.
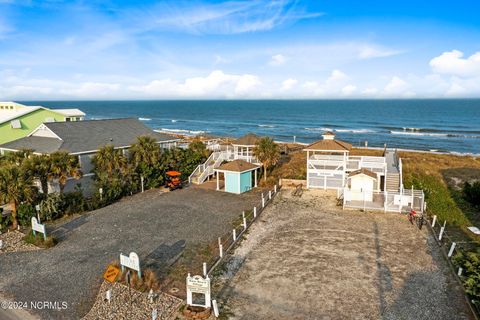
[0,109,67,144]
[225,172,240,194]
[240,171,252,193]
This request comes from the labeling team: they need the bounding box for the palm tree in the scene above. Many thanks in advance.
[129,136,162,186]
[0,164,37,229]
[23,154,52,194]
[49,151,82,194]
[253,137,280,181]
[0,149,33,166]
[130,136,161,168]
[92,145,129,180]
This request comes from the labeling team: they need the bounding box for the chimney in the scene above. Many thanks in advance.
[322,131,335,140]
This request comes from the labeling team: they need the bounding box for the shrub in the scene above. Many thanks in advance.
[404,172,469,225]
[463,181,480,208]
[62,191,86,214]
[453,250,480,303]
[17,203,36,226]
[39,193,64,221]
[23,230,57,248]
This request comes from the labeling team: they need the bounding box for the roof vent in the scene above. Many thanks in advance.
[322,131,335,140]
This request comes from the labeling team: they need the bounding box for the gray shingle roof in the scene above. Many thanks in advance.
[0,118,178,154]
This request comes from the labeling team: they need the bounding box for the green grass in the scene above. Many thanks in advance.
[23,231,57,248]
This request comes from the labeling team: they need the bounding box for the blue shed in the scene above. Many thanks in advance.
[215,160,260,194]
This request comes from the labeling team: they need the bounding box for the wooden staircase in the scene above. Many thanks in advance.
[386,173,400,192]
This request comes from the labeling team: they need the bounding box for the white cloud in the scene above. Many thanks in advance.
[357,45,402,59]
[144,0,324,35]
[430,50,480,78]
[269,54,287,66]
[383,76,408,95]
[281,78,298,90]
[342,84,357,96]
[130,70,261,98]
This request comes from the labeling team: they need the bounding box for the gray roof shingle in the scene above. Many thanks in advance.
[0,118,178,154]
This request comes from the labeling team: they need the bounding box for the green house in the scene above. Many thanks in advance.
[0,102,85,145]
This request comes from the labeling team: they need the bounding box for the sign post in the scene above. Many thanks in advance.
[120,252,141,278]
[186,273,211,309]
[31,217,47,241]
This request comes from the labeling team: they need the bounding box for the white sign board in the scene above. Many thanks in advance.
[186,274,211,308]
[31,217,46,240]
[120,252,141,277]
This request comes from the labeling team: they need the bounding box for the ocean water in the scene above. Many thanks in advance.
[23,99,480,154]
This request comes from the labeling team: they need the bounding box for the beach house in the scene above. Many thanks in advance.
[304,131,424,213]
[0,118,179,194]
[189,133,263,192]
[0,101,85,144]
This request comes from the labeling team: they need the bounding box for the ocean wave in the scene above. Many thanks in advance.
[383,126,480,135]
[171,119,177,123]
[390,131,480,139]
[304,127,333,132]
[335,129,375,133]
[258,124,276,128]
[138,117,152,121]
[156,128,207,136]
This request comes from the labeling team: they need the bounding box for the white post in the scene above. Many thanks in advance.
[458,267,463,276]
[243,217,247,230]
[216,172,220,190]
[268,190,272,200]
[212,300,220,317]
[254,169,258,187]
[141,176,144,193]
[106,289,112,303]
[447,242,457,257]
[439,221,446,241]
[219,244,223,258]
[0,240,3,250]
[262,197,265,208]
[253,206,257,218]
[411,185,414,209]
[203,262,207,276]
[432,215,437,228]
[274,184,277,193]
[232,229,236,241]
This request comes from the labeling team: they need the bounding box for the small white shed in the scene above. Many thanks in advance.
[347,168,377,201]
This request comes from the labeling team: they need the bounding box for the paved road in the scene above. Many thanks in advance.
[0,187,261,319]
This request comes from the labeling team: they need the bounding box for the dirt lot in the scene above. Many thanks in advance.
[216,189,473,320]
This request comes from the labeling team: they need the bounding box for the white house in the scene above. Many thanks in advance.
[304,131,425,213]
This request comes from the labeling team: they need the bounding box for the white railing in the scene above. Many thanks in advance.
[189,151,218,183]
[342,188,424,213]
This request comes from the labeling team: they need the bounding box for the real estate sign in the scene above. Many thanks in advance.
[120,252,141,277]
[186,274,211,308]
[31,217,46,240]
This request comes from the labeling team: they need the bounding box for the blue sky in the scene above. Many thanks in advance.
[1,0,480,99]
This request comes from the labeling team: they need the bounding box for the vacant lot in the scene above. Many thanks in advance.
[217,189,473,320]
[0,187,261,320]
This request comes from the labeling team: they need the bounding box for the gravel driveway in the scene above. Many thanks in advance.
[217,189,474,320]
[0,187,260,320]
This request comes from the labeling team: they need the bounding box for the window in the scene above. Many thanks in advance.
[11,119,21,129]
[66,117,71,122]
